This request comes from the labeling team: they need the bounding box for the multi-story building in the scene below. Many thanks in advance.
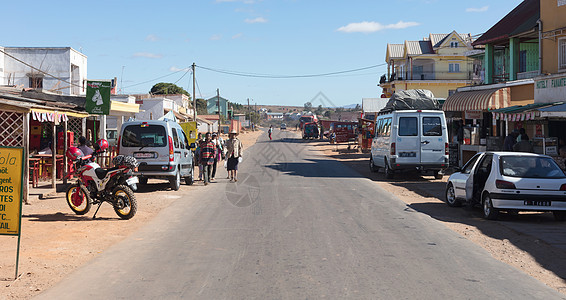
[0,47,87,95]
[380,31,476,99]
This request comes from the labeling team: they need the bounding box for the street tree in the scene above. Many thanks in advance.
[150,82,190,98]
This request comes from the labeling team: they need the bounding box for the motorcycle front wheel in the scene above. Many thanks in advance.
[112,185,137,220]
[65,184,92,215]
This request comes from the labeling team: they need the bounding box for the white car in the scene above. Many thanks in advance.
[445,152,566,220]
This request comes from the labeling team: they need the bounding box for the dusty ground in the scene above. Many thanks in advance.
[0,129,263,300]
[315,139,566,295]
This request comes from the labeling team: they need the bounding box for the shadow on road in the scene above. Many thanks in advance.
[24,212,117,222]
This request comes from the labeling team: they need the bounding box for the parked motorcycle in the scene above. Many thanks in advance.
[65,139,139,220]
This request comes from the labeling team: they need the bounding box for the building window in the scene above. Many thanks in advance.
[449,63,460,73]
[559,0,566,7]
[29,76,43,88]
[559,38,566,70]
[450,42,459,48]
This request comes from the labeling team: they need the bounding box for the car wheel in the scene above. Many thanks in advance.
[553,211,566,221]
[384,159,394,179]
[185,169,194,185]
[445,183,461,207]
[170,170,181,191]
[369,157,379,173]
[482,193,499,220]
[434,170,443,180]
[139,176,148,185]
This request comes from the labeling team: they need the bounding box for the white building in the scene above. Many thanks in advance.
[0,47,87,95]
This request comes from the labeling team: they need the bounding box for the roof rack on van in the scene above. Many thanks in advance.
[379,89,441,114]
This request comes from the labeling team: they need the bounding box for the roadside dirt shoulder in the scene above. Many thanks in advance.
[315,141,566,295]
[0,129,263,300]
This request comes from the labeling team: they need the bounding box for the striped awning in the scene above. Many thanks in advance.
[442,88,510,112]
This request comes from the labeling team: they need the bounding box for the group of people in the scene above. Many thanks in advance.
[504,128,534,152]
[195,130,243,185]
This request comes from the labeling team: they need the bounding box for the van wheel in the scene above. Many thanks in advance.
[434,170,443,180]
[185,170,194,185]
[170,170,181,191]
[384,160,394,179]
[139,177,148,185]
[369,157,379,173]
[482,193,499,220]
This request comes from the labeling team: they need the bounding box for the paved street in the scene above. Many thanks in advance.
[37,130,563,299]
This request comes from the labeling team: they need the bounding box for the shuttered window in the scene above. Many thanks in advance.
[559,38,566,70]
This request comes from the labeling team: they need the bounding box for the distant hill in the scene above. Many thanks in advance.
[342,104,359,109]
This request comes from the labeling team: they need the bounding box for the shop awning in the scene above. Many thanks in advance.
[442,88,510,112]
[490,101,566,121]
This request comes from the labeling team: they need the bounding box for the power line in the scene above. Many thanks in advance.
[123,68,188,89]
[195,63,387,79]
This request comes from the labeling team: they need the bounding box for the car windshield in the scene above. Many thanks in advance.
[500,156,566,178]
[122,125,167,148]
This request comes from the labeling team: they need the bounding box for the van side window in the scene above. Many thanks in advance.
[375,119,384,137]
[423,117,442,136]
[398,117,418,136]
[384,118,392,137]
[172,129,180,149]
[181,130,190,148]
[177,129,186,149]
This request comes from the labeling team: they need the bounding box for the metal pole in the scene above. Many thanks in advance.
[51,122,56,189]
[192,63,196,121]
[217,88,221,134]
[23,113,29,204]
[63,119,68,185]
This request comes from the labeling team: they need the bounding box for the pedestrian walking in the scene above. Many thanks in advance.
[225,130,243,182]
[503,130,519,151]
[200,132,215,185]
[211,133,222,181]
[513,133,534,153]
[268,125,273,140]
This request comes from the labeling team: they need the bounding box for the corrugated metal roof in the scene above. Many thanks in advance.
[473,0,539,46]
[362,98,387,113]
[387,44,404,58]
[405,40,433,55]
[430,33,474,48]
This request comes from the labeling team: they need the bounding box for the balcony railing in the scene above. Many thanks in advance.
[380,72,476,84]
[517,70,539,80]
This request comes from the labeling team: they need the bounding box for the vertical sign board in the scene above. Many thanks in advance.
[85,80,111,115]
[0,147,24,279]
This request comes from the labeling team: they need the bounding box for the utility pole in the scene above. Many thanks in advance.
[217,88,221,134]
[247,98,250,111]
[192,63,196,121]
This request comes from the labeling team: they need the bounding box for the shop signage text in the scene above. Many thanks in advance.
[465,110,482,119]
[86,80,111,115]
[536,77,566,89]
[0,147,23,235]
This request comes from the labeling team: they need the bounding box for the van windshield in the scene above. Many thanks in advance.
[122,125,167,148]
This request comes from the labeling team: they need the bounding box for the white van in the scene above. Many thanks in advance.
[118,119,194,190]
[369,110,448,179]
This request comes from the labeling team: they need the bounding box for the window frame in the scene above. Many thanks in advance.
[559,37,566,71]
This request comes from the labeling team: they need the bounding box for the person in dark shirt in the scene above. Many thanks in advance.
[504,130,518,151]
[199,133,215,185]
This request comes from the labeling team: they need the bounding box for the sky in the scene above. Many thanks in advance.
[3,0,524,107]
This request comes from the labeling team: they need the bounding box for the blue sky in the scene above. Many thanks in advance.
[3,0,523,107]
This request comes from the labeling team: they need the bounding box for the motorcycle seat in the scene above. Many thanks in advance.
[95,166,121,180]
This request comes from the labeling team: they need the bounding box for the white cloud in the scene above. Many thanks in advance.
[232,33,243,39]
[169,66,188,72]
[337,21,419,33]
[145,34,159,42]
[133,52,162,59]
[466,6,489,12]
[210,34,222,40]
[245,17,267,23]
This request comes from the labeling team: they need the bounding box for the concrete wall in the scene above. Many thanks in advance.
[2,47,87,95]
[541,1,566,74]
[509,83,534,105]
[136,100,165,120]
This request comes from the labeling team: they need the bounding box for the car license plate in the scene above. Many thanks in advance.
[126,177,139,185]
[399,152,416,157]
[134,153,154,158]
[524,200,551,206]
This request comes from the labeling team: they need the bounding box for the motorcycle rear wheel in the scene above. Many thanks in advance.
[65,184,92,215]
[112,185,137,220]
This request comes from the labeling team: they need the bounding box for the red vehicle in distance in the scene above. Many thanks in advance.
[299,114,318,130]
[329,121,357,143]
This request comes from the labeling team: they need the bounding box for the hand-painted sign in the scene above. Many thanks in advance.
[0,147,24,236]
[85,80,111,115]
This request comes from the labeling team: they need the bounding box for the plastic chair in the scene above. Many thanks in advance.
[29,160,40,187]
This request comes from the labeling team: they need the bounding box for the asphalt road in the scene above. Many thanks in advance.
[37,129,563,299]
